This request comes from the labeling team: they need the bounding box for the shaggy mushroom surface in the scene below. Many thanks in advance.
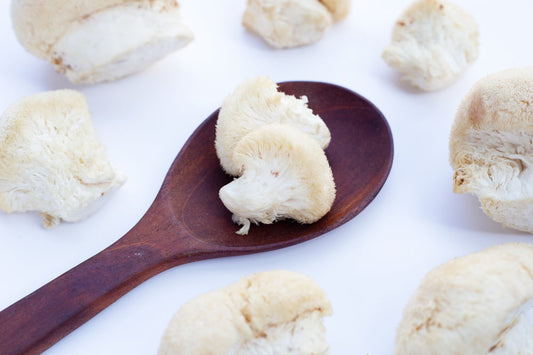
[0,89,125,227]
[382,0,478,91]
[219,124,335,235]
[396,243,533,355]
[215,76,330,176]
[450,67,533,233]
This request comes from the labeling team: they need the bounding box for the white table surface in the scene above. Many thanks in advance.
[1,1,532,354]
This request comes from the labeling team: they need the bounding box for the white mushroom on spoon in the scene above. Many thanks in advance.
[11,0,194,84]
[219,124,335,235]
[215,76,330,176]
[450,67,533,233]
[0,89,125,227]
[395,243,533,355]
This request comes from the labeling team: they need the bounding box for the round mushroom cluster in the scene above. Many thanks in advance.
[0,90,125,227]
[159,270,332,355]
[382,0,479,91]
[396,243,533,355]
[215,76,336,235]
[450,67,533,234]
[242,0,350,48]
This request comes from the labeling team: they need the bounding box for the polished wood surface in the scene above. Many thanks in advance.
[0,81,393,354]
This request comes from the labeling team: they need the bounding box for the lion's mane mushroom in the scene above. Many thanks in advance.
[450,67,533,233]
[382,0,479,91]
[395,243,533,355]
[0,89,125,227]
[242,0,349,48]
[11,0,193,84]
[215,76,330,176]
[159,270,332,355]
[219,124,335,235]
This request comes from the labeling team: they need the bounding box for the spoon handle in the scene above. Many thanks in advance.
[0,205,210,355]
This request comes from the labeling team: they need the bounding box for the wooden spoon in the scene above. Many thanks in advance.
[0,81,393,354]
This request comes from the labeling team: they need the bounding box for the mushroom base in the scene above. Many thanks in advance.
[50,1,193,84]
[452,129,533,233]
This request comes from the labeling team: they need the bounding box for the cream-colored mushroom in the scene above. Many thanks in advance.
[395,243,533,355]
[219,124,335,235]
[0,89,125,227]
[242,0,334,48]
[215,76,331,176]
[450,67,533,233]
[11,0,193,84]
[382,0,479,91]
[320,0,350,21]
[159,270,332,355]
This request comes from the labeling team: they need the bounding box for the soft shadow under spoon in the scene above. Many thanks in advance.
[0,81,393,354]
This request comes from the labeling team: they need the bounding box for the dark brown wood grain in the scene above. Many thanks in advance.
[0,81,393,354]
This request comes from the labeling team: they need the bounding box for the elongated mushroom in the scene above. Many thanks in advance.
[11,0,193,84]
[0,89,125,227]
[395,243,533,355]
[219,124,335,235]
[242,0,348,48]
[450,67,533,233]
[382,0,479,91]
[159,270,332,355]
[215,76,330,176]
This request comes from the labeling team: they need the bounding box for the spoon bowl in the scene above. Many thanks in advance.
[0,81,393,354]
[175,81,393,247]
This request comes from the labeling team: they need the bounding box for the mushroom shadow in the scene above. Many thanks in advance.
[422,175,524,235]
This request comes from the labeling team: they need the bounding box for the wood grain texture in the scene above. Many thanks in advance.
[0,81,393,354]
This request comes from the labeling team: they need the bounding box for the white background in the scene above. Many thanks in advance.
[0,1,532,354]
